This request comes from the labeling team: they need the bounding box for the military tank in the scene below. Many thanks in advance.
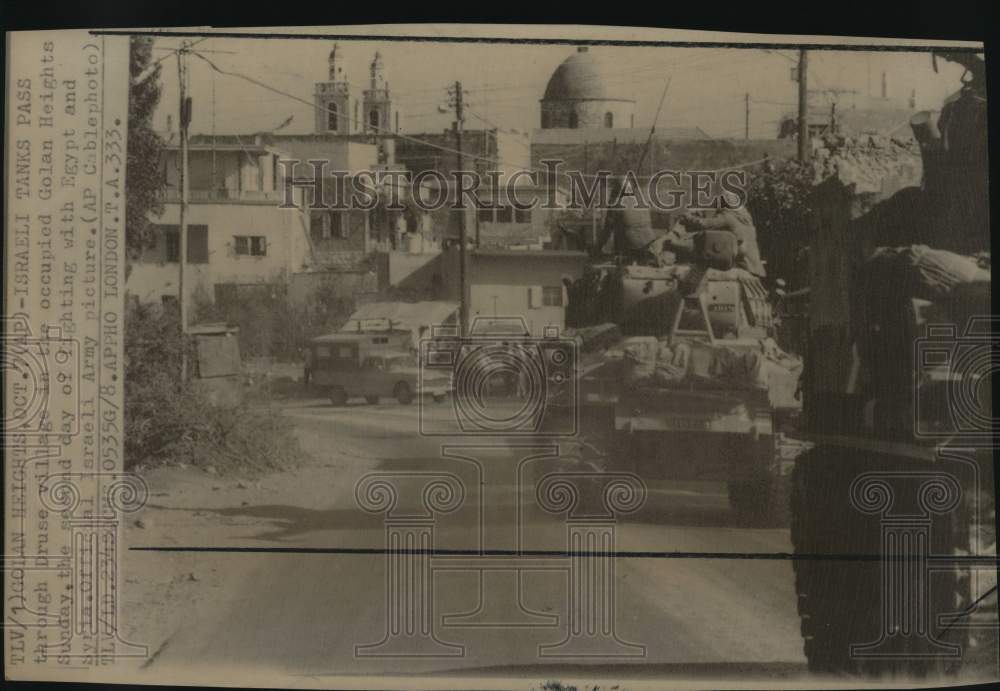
[789,51,995,677]
[545,186,804,527]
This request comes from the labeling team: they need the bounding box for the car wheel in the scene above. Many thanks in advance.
[365,394,379,405]
[394,382,413,405]
[329,386,348,406]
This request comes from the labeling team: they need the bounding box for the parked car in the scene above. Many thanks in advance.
[308,333,451,405]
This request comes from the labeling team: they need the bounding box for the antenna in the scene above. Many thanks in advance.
[633,77,671,175]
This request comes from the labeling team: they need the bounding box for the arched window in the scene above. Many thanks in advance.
[604,112,614,128]
[369,109,380,129]
[568,111,578,129]
[326,102,339,132]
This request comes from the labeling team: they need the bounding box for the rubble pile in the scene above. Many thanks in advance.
[812,134,922,195]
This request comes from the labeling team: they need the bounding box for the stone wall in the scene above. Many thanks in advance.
[540,99,635,130]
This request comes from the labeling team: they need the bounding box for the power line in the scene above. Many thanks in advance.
[190,51,502,167]
[185,49,781,183]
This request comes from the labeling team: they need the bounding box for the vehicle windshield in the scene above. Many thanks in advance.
[386,355,418,370]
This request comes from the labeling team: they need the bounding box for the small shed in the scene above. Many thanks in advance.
[189,323,242,406]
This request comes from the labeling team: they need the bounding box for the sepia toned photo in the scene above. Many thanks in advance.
[3,23,996,689]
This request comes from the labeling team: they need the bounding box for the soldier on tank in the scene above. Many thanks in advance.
[591,176,661,265]
[664,192,766,277]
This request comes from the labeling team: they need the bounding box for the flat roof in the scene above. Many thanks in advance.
[472,249,587,258]
[310,332,402,343]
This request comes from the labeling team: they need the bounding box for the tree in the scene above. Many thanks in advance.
[126,36,165,276]
[745,159,815,287]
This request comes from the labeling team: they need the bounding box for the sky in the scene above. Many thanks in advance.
[150,34,970,142]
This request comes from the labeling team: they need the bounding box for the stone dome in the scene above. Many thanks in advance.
[542,47,631,102]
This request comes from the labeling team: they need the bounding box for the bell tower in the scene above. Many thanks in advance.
[314,43,355,134]
[362,51,394,136]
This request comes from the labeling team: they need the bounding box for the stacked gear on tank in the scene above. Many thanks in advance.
[555,162,803,528]
[568,261,776,337]
[666,207,767,277]
[791,51,995,677]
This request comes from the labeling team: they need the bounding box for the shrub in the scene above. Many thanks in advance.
[745,159,815,287]
[124,300,302,473]
[192,277,356,362]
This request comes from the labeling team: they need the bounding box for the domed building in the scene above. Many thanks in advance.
[540,47,635,130]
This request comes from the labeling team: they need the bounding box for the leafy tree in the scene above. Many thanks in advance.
[745,159,815,287]
[126,36,165,275]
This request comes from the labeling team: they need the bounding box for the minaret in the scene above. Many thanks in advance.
[314,43,353,134]
[363,51,393,136]
[328,43,339,80]
[369,51,385,91]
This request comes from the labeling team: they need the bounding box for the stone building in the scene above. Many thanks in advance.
[539,47,635,130]
[313,44,400,135]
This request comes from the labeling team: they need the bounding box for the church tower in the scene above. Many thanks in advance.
[362,51,395,136]
[314,44,356,134]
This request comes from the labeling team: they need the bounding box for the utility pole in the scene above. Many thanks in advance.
[584,141,596,249]
[809,87,855,137]
[744,92,750,139]
[797,49,809,163]
[451,81,469,338]
[177,42,191,381]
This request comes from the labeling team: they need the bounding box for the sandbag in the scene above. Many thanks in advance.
[651,341,690,386]
[860,245,988,301]
[854,244,991,403]
[622,336,659,386]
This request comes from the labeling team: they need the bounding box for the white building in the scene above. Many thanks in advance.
[127,136,381,306]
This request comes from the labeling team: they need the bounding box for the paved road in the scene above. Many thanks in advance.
[125,397,807,684]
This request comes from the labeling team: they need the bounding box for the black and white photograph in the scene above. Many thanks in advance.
[3,22,997,689]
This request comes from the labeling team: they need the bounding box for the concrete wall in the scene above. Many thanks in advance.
[127,201,307,304]
[288,270,377,308]
[376,248,586,334]
[378,250,443,293]
[465,253,586,336]
[475,186,559,249]
[531,137,797,175]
